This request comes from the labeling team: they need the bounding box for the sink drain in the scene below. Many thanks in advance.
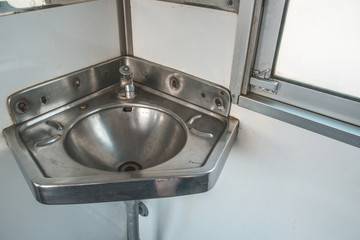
[118,161,142,172]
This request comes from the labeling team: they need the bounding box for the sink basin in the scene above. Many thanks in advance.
[64,106,187,172]
[3,56,239,204]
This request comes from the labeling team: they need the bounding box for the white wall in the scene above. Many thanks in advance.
[131,0,237,87]
[132,1,360,240]
[1,0,360,240]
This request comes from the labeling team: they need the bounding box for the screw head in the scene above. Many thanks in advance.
[169,77,180,90]
[119,65,133,80]
[17,102,28,113]
[73,78,81,88]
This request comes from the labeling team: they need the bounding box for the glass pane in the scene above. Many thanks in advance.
[275,0,360,99]
[7,0,45,8]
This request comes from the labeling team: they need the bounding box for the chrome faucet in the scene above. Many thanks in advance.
[118,65,135,99]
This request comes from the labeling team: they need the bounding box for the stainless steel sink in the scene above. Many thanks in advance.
[3,56,239,204]
[64,106,187,172]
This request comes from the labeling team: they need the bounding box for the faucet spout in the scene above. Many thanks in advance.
[118,65,135,99]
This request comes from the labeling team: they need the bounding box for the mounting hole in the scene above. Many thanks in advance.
[123,107,133,112]
[41,96,48,104]
[220,91,224,96]
[227,0,233,6]
[169,77,180,90]
[201,92,206,98]
[144,71,149,78]
[215,98,222,107]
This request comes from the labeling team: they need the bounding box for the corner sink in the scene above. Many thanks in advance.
[64,106,187,172]
[3,56,239,204]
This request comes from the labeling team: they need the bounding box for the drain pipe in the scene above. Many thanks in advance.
[125,200,140,240]
[124,200,149,240]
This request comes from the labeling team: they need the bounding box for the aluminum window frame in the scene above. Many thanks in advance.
[230,0,360,148]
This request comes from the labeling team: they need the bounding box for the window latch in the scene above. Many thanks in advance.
[250,69,279,94]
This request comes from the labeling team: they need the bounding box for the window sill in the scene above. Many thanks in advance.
[238,93,360,148]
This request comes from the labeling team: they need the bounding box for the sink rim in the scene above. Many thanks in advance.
[64,102,189,136]
[3,116,238,204]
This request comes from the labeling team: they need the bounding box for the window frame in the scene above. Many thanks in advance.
[230,0,360,148]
